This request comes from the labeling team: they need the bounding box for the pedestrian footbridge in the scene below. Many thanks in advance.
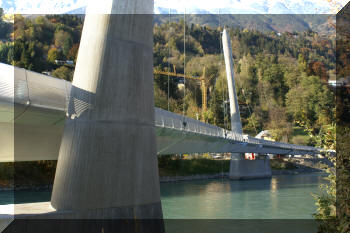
[0,63,323,162]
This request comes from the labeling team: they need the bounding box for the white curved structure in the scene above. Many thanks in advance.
[0,63,323,162]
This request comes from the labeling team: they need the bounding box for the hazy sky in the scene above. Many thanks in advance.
[0,0,349,14]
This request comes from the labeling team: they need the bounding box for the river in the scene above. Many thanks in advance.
[0,173,326,219]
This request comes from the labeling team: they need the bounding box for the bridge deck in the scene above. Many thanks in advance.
[0,63,323,162]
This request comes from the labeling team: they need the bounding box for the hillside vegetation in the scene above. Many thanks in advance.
[0,13,335,145]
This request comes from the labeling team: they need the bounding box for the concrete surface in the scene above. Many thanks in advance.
[0,204,13,233]
[50,0,163,220]
[229,159,272,180]
[222,29,243,134]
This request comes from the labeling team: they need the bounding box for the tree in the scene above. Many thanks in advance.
[311,124,338,233]
[54,30,73,56]
[297,53,307,72]
[309,61,328,82]
[154,83,180,113]
[286,75,334,132]
[67,43,79,62]
[262,63,287,104]
[266,106,292,142]
[47,47,63,64]
[237,54,259,106]
[0,8,12,40]
[243,112,262,135]
[0,42,12,63]
[52,66,73,81]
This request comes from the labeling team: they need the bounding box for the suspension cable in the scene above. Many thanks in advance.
[218,10,229,162]
[168,7,171,111]
[183,8,186,116]
[218,12,228,131]
[241,89,258,135]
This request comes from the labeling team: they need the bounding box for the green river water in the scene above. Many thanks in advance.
[0,173,326,219]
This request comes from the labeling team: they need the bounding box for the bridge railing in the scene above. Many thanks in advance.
[155,107,246,141]
[0,63,70,113]
[0,63,14,104]
[155,107,222,137]
[238,133,320,153]
[1,63,323,155]
[148,108,322,153]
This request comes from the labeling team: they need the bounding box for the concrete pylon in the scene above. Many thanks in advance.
[51,0,163,219]
[222,28,271,180]
[222,28,244,161]
[222,29,243,135]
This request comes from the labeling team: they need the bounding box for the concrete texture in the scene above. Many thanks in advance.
[9,202,161,220]
[2,202,164,233]
[222,29,272,180]
[222,29,243,134]
[222,28,244,165]
[222,28,245,174]
[0,217,13,233]
[50,0,163,220]
[229,159,272,180]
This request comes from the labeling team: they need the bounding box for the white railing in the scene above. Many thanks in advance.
[154,107,231,138]
[154,107,321,153]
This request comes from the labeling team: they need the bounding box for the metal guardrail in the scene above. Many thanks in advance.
[0,63,69,112]
[154,107,245,142]
[154,107,321,153]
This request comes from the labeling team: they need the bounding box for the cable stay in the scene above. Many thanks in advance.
[182,8,186,125]
[218,17,229,136]
[167,7,171,112]
[241,88,258,135]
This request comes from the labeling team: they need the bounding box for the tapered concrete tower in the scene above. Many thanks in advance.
[222,28,243,135]
[51,0,163,219]
[222,28,244,165]
[222,29,271,179]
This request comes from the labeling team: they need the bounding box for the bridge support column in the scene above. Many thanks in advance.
[222,29,271,180]
[229,158,272,180]
[222,29,244,179]
[51,0,163,221]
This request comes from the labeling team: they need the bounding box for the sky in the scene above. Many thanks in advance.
[0,0,349,14]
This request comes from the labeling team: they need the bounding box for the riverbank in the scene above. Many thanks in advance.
[1,169,326,190]
[160,172,229,182]
[270,158,327,175]
[160,168,326,182]
[0,158,329,190]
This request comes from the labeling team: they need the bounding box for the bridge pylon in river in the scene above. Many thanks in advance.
[50,0,163,222]
[222,28,272,179]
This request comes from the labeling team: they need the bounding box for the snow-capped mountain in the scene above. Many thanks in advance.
[0,0,348,14]
[153,0,345,14]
